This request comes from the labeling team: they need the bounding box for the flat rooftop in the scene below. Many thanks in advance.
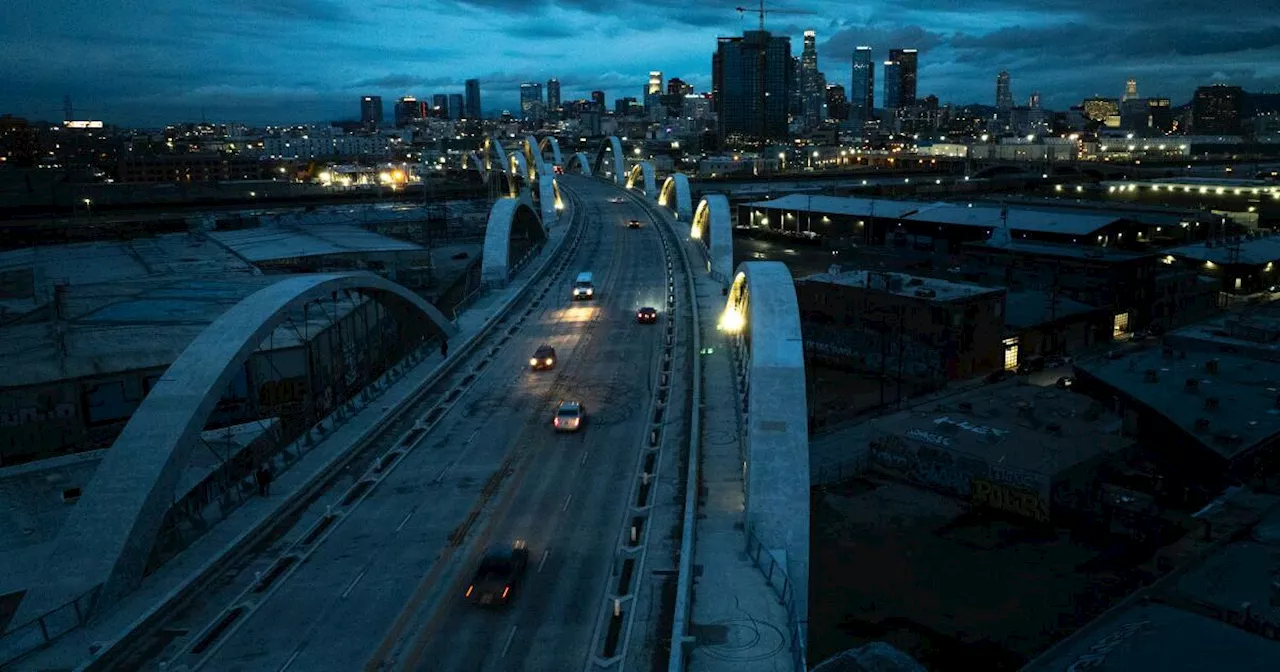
[862,381,1128,477]
[1077,348,1280,460]
[209,222,424,263]
[1004,289,1105,330]
[907,202,1125,237]
[1164,304,1280,362]
[801,268,1004,303]
[1167,234,1280,266]
[742,194,932,220]
[964,238,1154,262]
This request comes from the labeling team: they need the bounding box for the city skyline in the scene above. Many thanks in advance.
[2,0,1278,125]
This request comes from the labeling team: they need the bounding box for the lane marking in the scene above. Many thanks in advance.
[539,549,550,573]
[581,451,589,465]
[395,511,413,532]
[562,494,572,512]
[501,626,518,658]
[465,428,480,444]
[341,570,367,599]
[278,651,301,672]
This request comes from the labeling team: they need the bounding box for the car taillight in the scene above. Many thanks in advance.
[554,417,561,426]
[502,586,510,599]
[465,585,474,597]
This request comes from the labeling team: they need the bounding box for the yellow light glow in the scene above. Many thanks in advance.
[719,306,745,333]
[690,223,702,240]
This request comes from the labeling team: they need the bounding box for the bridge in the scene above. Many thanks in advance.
[2,134,812,672]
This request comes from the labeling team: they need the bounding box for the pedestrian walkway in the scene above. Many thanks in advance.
[7,204,577,670]
[654,205,795,672]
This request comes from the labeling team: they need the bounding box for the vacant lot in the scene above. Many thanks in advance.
[809,478,1154,670]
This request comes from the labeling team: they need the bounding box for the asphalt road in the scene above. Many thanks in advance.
[194,178,669,672]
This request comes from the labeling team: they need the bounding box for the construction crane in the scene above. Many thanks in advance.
[735,1,815,32]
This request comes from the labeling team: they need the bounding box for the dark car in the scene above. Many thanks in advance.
[636,306,658,324]
[1017,355,1045,375]
[465,541,528,606]
[530,345,556,371]
[1056,376,1076,389]
[627,218,642,229]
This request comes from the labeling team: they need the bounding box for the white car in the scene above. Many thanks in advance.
[553,401,585,432]
[608,197,625,204]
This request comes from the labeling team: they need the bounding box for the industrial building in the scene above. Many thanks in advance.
[1165,232,1280,296]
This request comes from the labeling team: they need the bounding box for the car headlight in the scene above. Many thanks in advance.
[545,358,553,365]
[530,358,538,366]
[586,289,593,295]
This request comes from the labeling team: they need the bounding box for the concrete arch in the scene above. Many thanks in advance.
[510,152,533,182]
[625,161,657,196]
[721,260,810,642]
[691,194,734,283]
[482,134,509,173]
[593,135,625,185]
[658,173,693,220]
[482,194,548,286]
[566,151,591,176]
[13,273,457,623]
[538,136,564,166]
[535,175,562,228]
[521,135,547,177]
[466,150,484,174]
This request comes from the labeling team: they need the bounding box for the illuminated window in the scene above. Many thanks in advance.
[1113,312,1130,338]
[1003,337,1019,371]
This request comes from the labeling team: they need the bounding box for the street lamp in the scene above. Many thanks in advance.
[82,198,92,216]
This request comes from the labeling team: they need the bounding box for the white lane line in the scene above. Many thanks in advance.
[501,626,518,658]
[581,451,589,465]
[395,511,413,532]
[341,570,367,599]
[538,549,550,572]
[465,428,480,444]
[278,651,301,672]
[562,494,572,512]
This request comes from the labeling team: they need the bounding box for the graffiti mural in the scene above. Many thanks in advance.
[972,478,1050,523]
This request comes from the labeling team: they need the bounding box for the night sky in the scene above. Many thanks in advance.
[3,0,1278,126]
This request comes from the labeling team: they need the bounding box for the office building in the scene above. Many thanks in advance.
[712,30,792,144]
[996,71,1013,112]
[850,46,874,128]
[547,78,561,112]
[883,60,902,109]
[1083,97,1120,123]
[889,48,918,105]
[667,77,693,96]
[520,82,543,122]
[360,95,383,126]
[1192,84,1244,135]
[394,96,425,127]
[825,84,848,121]
[1147,98,1175,133]
[800,29,823,126]
[1123,78,1139,102]
[591,90,606,111]
[447,94,464,121]
[648,71,663,96]
[615,97,639,116]
[1029,91,1041,109]
[431,94,447,118]
[464,78,482,119]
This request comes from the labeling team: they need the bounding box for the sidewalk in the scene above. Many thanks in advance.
[7,202,577,670]
[654,207,794,672]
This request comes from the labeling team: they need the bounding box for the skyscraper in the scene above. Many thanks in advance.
[520,82,543,122]
[825,84,848,121]
[1123,78,1139,102]
[1028,91,1040,109]
[447,94,464,121]
[394,96,425,127]
[800,30,823,126]
[1192,84,1244,134]
[995,71,1013,112]
[591,90,606,111]
[547,78,561,111]
[648,71,663,95]
[431,94,447,118]
[360,95,383,126]
[889,48,918,105]
[712,30,792,143]
[883,60,902,109]
[850,46,874,127]
[667,77,693,96]
[465,79,482,119]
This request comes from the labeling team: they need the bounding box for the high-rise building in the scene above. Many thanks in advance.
[667,77,693,96]
[1028,92,1041,109]
[591,90,606,111]
[995,71,1013,112]
[360,95,383,126]
[464,79,482,119]
[394,96,425,127]
[431,94,448,118]
[1083,97,1120,123]
[825,84,848,121]
[800,29,823,126]
[850,46,874,128]
[712,30,792,143]
[889,48,918,105]
[1123,78,1139,102]
[520,82,543,122]
[547,78,561,111]
[447,94,464,121]
[1147,98,1174,133]
[883,60,902,109]
[615,97,639,116]
[1192,84,1244,135]
[648,71,663,95]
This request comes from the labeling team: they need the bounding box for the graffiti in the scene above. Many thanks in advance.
[1065,620,1151,671]
[912,444,970,495]
[905,428,952,447]
[991,464,1039,491]
[972,478,1050,523]
[0,402,76,427]
[258,378,308,411]
[869,434,911,471]
[933,416,1008,439]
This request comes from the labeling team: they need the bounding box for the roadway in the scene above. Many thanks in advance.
[177,178,671,672]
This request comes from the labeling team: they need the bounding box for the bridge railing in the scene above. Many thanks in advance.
[0,585,100,668]
[744,523,807,671]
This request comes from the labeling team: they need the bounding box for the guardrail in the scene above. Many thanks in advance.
[0,586,100,668]
[744,523,807,671]
[55,195,584,672]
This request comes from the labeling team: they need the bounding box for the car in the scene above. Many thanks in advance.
[636,306,658,324]
[1045,354,1073,369]
[1016,355,1046,375]
[553,400,584,432]
[608,197,625,204]
[529,345,556,371]
[1056,376,1076,389]
[465,541,529,606]
[627,218,642,229]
